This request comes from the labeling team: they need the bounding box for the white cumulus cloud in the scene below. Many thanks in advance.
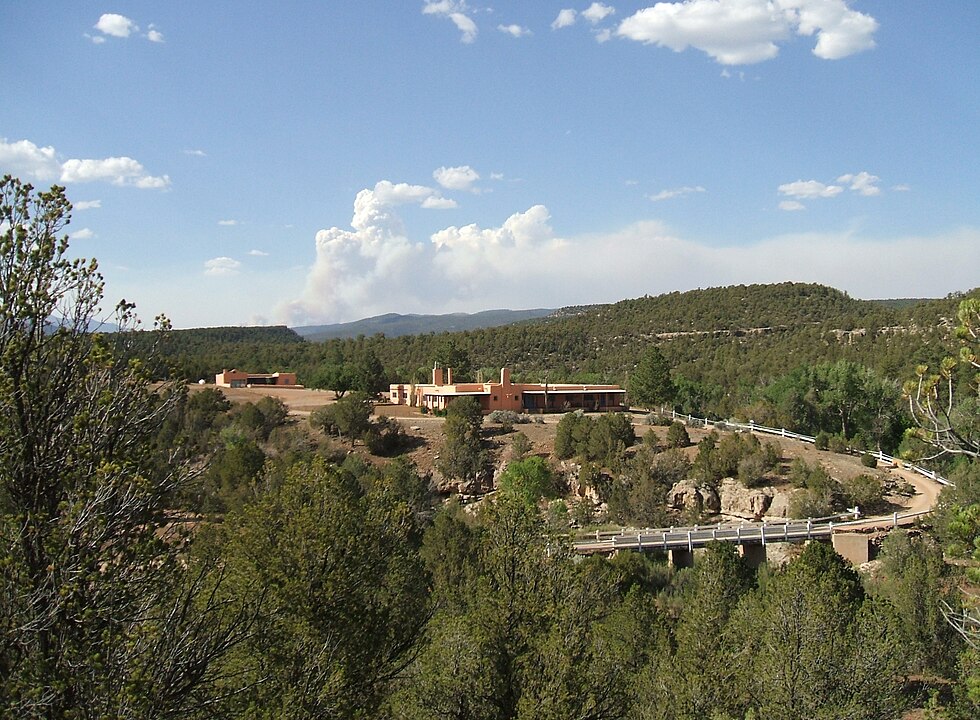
[146,25,164,43]
[74,199,101,210]
[248,249,270,257]
[218,219,238,226]
[0,138,169,189]
[617,0,878,65]
[552,9,577,29]
[498,24,532,38]
[433,165,480,191]
[0,138,61,181]
[94,13,138,38]
[61,156,170,188]
[279,184,980,326]
[70,228,95,240]
[583,3,616,25]
[779,200,806,211]
[204,257,242,277]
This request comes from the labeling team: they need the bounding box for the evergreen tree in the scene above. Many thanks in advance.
[629,346,676,409]
[438,397,487,488]
[0,176,247,716]
[214,457,429,718]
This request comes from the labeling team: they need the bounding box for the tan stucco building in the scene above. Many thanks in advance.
[390,367,626,414]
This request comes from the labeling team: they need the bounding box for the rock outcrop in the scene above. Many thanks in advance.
[718,478,774,521]
[668,479,721,515]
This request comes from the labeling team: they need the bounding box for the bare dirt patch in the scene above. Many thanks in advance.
[191,384,337,414]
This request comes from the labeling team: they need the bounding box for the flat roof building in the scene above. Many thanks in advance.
[390,367,626,414]
[215,369,300,388]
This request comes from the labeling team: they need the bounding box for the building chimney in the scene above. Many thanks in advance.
[446,367,453,385]
[433,367,444,386]
[500,367,511,386]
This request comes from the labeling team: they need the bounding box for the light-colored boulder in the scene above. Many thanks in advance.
[668,478,720,515]
[765,492,792,519]
[719,478,774,521]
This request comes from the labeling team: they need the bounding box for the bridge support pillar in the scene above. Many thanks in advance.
[831,533,873,566]
[668,548,694,569]
[739,543,767,568]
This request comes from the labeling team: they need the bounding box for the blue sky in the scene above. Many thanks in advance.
[2,1,978,328]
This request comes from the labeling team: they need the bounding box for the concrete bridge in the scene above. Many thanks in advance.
[573,511,933,567]
[573,410,952,567]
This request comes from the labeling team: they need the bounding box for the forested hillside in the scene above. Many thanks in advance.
[153,282,973,423]
[4,176,980,718]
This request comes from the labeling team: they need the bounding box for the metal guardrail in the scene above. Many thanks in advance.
[575,510,934,554]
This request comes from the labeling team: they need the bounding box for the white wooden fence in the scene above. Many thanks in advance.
[661,409,952,488]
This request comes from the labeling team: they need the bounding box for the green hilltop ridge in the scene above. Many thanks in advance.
[148,282,976,424]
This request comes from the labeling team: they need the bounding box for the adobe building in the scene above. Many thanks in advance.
[215,369,300,388]
[389,367,626,414]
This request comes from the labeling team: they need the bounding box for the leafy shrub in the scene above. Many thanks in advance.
[738,452,770,488]
[840,473,884,512]
[486,410,530,425]
[643,428,661,449]
[510,431,532,460]
[363,416,409,456]
[860,453,877,468]
[788,488,836,519]
[787,458,834,495]
[827,434,850,454]
[498,456,557,504]
[815,431,831,451]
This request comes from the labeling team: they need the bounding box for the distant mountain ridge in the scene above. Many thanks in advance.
[293,308,555,341]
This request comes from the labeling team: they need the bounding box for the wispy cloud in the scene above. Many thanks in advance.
[204,257,242,277]
[649,185,706,202]
[218,219,238,226]
[74,199,102,210]
[248,249,270,257]
[837,171,881,196]
[70,228,95,240]
[552,9,577,30]
[183,149,207,157]
[778,170,883,209]
[423,1,478,43]
[778,180,844,200]
[583,3,616,25]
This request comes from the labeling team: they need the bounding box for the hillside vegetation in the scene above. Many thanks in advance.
[153,283,972,421]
